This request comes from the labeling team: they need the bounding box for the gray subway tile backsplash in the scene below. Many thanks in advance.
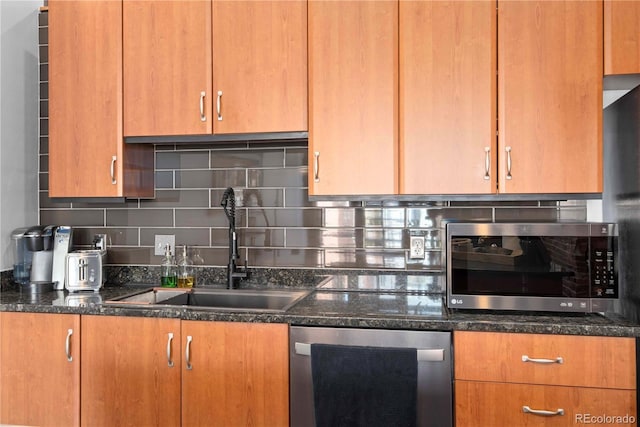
[37,15,589,271]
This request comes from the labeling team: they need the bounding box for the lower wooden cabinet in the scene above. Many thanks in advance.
[182,321,289,426]
[0,312,81,427]
[81,315,181,427]
[80,316,289,427]
[454,331,637,427]
[456,381,636,427]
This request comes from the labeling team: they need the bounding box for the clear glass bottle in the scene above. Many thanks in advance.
[177,245,194,288]
[160,244,177,288]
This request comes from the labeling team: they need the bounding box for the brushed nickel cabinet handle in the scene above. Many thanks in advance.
[199,91,206,122]
[216,90,223,121]
[110,155,117,185]
[167,333,174,368]
[313,151,320,183]
[505,146,512,180]
[185,335,193,370]
[522,355,563,364]
[65,329,73,362]
[523,406,564,416]
[484,147,491,180]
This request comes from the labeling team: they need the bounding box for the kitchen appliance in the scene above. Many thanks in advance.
[11,225,73,292]
[65,250,106,292]
[446,222,618,313]
[290,326,452,426]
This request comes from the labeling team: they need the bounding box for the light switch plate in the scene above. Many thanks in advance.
[154,235,175,256]
[409,235,425,259]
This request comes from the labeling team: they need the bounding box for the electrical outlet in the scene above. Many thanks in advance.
[154,235,175,256]
[409,235,425,259]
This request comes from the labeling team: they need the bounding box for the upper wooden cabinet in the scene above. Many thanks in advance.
[49,0,154,198]
[497,0,603,194]
[605,0,640,75]
[213,1,307,134]
[0,312,80,427]
[399,1,496,195]
[310,0,603,196]
[123,0,213,136]
[123,0,307,137]
[308,0,399,196]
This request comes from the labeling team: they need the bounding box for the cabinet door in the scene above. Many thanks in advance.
[49,0,125,197]
[182,321,289,427]
[124,0,212,136]
[80,316,181,427]
[213,0,307,134]
[498,0,603,194]
[400,1,496,195]
[0,312,80,427]
[308,0,398,196]
[605,0,640,75]
[456,381,637,427]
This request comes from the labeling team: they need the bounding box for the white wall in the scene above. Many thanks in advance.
[0,1,40,271]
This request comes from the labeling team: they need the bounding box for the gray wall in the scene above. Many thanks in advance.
[36,11,588,272]
[1,1,40,271]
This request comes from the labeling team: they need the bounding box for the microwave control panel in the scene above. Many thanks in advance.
[591,236,618,298]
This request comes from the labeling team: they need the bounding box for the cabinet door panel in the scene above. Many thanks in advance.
[498,0,602,194]
[182,321,289,427]
[400,1,496,195]
[456,381,636,427]
[80,316,181,427]
[308,0,398,195]
[0,312,80,427]
[213,0,307,134]
[605,0,640,75]
[124,0,212,136]
[49,0,123,197]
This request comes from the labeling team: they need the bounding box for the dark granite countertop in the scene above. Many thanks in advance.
[1,274,639,337]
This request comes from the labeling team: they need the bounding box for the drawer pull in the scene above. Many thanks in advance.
[522,355,563,364]
[523,406,564,417]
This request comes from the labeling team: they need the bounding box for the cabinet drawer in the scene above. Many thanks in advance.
[455,380,637,427]
[454,331,635,389]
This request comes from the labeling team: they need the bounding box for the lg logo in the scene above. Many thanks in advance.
[450,298,463,305]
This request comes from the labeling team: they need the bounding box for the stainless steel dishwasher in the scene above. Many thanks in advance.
[290,326,453,427]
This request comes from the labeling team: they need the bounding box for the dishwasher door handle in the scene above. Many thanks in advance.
[294,342,445,362]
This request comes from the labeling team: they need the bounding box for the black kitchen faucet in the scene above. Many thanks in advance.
[220,187,248,289]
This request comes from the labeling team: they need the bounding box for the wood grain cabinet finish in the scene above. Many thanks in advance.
[124,0,307,137]
[123,0,213,137]
[605,0,640,75]
[454,331,637,427]
[182,321,289,427]
[456,381,636,427]
[48,0,154,198]
[399,1,496,195]
[0,312,80,427]
[308,0,398,196]
[497,0,603,194]
[80,315,181,427]
[212,0,307,134]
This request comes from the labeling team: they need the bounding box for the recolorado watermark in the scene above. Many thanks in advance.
[575,413,636,424]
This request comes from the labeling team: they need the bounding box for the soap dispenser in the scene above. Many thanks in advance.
[177,245,194,288]
[160,244,177,288]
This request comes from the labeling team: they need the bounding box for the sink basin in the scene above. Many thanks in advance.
[105,287,311,312]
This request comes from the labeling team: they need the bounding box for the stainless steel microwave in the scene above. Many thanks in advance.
[446,222,618,313]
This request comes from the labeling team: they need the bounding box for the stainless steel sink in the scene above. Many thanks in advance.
[105,287,311,312]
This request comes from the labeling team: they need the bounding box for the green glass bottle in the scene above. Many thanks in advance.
[160,244,177,288]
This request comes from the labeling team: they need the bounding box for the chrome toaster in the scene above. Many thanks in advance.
[65,250,106,292]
